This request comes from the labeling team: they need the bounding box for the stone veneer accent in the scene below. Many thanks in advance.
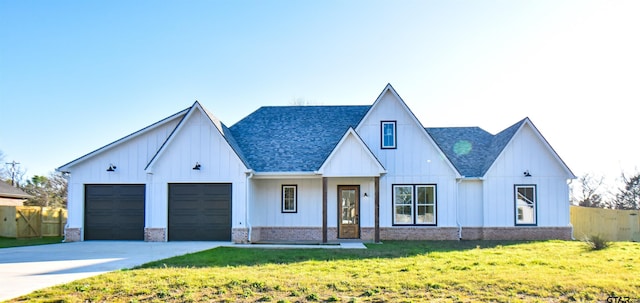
[250,227,378,243]
[233,228,249,243]
[64,227,81,242]
[461,227,572,240]
[233,226,572,243]
[144,228,166,242]
[380,227,459,240]
[253,227,322,242]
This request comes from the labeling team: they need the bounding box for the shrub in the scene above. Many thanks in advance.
[584,235,611,250]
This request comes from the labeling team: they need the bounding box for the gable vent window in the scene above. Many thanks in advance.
[381,121,397,149]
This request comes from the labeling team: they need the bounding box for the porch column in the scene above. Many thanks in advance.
[374,176,380,243]
[322,177,328,243]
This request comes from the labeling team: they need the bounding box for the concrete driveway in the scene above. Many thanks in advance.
[0,241,226,302]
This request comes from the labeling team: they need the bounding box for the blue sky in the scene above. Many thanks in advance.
[1,1,639,190]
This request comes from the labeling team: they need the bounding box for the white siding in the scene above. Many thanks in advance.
[483,123,571,227]
[356,89,460,228]
[251,178,323,227]
[65,117,182,229]
[458,180,483,226]
[356,90,456,179]
[250,177,377,229]
[148,108,248,230]
[321,132,383,177]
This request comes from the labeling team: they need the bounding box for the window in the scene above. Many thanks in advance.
[393,184,437,225]
[515,185,536,225]
[282,185,297,213]
[416,185,436,224]
[381,121,396,149]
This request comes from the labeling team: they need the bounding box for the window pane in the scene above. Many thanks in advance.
[395,206,412,223]
[341,189,356,224]
[394,186,413,224]
[395,186,412,205]
[382,122,395,148]
[283,186,296,212]
[416,205,435,224]
[417,186,434,205]
[515,186,535,224]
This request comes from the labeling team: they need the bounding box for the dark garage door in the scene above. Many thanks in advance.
[168,183,231,241]
[84,184,145,240]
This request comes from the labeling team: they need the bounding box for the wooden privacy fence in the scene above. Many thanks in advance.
[570,205,640,242]
[0,206,67,238]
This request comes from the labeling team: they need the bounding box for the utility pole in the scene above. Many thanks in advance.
[5,160,20,187]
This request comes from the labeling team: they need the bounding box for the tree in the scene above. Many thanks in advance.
[0,150,6,180]
[571,173,609,208]
[22,172,67,208]
[614,172,640,210]
[0,150,27,186]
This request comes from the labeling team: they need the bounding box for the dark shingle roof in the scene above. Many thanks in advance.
[426,118,526,177]
[230,106,371,172]
[0,182,32,199]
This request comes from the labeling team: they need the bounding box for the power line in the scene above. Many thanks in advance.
[5,160,20,186]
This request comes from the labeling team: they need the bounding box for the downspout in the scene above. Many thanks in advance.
[456,178,463,240]
[246,172,254,243]
[568,178,575,240]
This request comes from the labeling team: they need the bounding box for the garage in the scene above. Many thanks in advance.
[84,184,145,240]
[168,183,231,241]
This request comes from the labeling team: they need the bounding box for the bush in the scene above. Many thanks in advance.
[584,235,611,250]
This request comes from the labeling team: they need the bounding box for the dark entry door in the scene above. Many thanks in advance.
[168,183,231,241]
[338,185,360,239]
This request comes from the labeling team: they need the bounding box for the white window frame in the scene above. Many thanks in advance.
[282,185,297,213]
[515,185,536,225]
[393,184,437,225]
[381,121,397,149]
[416,185,436,224]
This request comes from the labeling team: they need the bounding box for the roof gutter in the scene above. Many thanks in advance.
[252,172,321,179]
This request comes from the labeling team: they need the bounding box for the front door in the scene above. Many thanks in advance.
[338,185,360,239]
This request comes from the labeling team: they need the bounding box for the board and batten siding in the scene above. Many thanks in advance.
[320,133,383,177]
[482,123,571,227]
[251,178,323,227]
[65,116,182,229]
[146,108,248,230]
[250,177,378,229]
[355,90,460,228]
[356,91,455,179]
[457,180,483,227]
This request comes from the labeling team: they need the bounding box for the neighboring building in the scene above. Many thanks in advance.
[58,84,575,242]
[0,182,32,206]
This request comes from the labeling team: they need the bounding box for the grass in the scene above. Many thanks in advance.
[0,236,63,248]
[9,240,640,302]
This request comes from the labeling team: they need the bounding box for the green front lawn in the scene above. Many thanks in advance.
[11,240,640,302]
[0,236,63,248]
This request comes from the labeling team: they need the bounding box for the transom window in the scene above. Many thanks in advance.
[515,185,536,225]
[393,184,436,225]
[282,185,297,213]
[381,121,397,149]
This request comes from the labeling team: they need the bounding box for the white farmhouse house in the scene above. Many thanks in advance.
[58,84,575,242]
